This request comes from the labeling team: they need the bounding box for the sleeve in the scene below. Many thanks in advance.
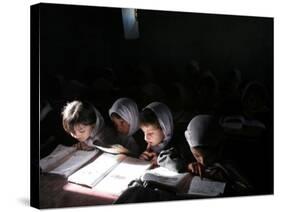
[213,162,254,195]
[157,147,187,173]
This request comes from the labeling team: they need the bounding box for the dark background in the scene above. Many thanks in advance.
[39,4,273,87]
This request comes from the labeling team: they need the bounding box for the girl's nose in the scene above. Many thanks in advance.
[71,132,80,139]
[144,133,149,141]
[198,157,205,166]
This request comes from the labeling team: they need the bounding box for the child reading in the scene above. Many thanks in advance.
[62,100,116,150]
[185,114,253,195]
[138,102,174,165]
[109,97,146,156]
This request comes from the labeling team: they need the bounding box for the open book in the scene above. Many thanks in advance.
[68,152,152,196]
[40,144,100,178]
[141,167,226,197]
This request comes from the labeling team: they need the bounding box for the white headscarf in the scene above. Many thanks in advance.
[109,98,140,136]
[144,102,174,153]
[184,115,219,148]
[85,106,105,147]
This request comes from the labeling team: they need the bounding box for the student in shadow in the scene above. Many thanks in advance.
[194,70,220,114]
[220,68,243,115]
[184,115,253,196]
[108,97,146,157]
[164,82,194,126]
[241,80,270,124]
[138,102,174,166]
[61,100,122,151]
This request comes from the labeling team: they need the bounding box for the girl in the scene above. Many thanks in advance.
[62,100,118,150]
[138,102,174,165]
[109,98,146,156]
[185,114,253,195]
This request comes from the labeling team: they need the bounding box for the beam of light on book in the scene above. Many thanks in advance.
[122,8,139,39]
[93,157,152,196]
[67,153,125,188]
[68,153,152,196]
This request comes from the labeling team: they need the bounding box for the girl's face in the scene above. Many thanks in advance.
[111,116,130,135]
[140,124,165,146]
[70,124,94,142]
[191,147,216,166]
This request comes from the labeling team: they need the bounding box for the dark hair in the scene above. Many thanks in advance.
[61,100,97,134]
[140,108,161,129]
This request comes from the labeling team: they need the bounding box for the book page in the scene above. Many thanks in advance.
[188,176,226,196]
[68,153,125,187]
[141,167,189,189]
[40,145,76,172]
[94,157,152,196]
[49,149,99,178]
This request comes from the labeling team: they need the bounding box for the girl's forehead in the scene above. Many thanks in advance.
[140,124,159,131]
[191,147,204,155]
[112,115,126,122]
[74,123,89,129]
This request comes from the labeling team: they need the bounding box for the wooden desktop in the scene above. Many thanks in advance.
[39,173,118,208]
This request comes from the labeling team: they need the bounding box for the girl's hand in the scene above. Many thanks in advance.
[139,143,157,160]
[150,153,158,166]
[139,151,156,161]
[139,143,158,165]
[73,142,94,151]
[187,162,206,179]
[109,144,130,154]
